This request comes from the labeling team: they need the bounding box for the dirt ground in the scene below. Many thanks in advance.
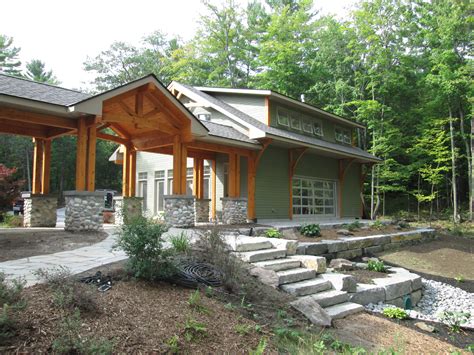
[282,224,413,242]
[341,269,388,284]
[0,229,107,262]
[332,313,471,353]
[377,234,474,291]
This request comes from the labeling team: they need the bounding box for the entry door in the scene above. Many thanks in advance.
[292,177,336,217]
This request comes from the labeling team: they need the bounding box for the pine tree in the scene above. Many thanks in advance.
[0,35,21,76]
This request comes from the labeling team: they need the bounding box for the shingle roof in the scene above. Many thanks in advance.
[179,84,380,161]
[201,121,259,145]
[0,74,90,106]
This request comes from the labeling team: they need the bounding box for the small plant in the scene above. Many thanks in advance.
[249,337,267,355]
[166,334,180,354]
[438,311,470,333]
[170,232,190,254]
[187,289,209,314]
[265,228,282,238]
[347,221,362,232]
[224,302,236,310]
[0,214,23,228]
[465,344,474,353]
[371,220,384,230]
[235,323,252,335]
[455,275,465,283]
[398,220,410,229]
[0,272,25,309]
[300,223,321,237]
[183,318,207,342]
[0,304,15,342]
[367,260,387,273]
[114,216,176,281]
[382,307,409,320]
[205,286,213,298]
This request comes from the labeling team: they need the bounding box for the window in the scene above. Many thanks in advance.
[186,167,193,196]
[167,169,173,195]
[290,117,302,131]
[335,127,351,144]
[138,172,148,211]
[292,177,336,217]
[313,121,323,137]
[277,109,290,127]
[302,121,313,134]
[154,170,165,213]
[198,113,211,121]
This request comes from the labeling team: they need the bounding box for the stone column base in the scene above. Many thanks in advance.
[221,197,247,224]
[22,192,57,227]
[195,199,211,223]
[64,191,105,232]
[164,195,195,227]
[114,196,143,225]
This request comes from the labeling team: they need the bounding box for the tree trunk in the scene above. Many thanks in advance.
[459,108,472,220]
[448,107,459,223]
[370,164,375,220]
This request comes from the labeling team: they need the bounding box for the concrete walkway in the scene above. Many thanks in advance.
[0,225,127,286]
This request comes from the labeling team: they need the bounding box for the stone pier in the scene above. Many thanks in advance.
[64,191,105,231]
[164,195,195,227]
[195,199,210,223]
[221,197,247,224]
[114,196,143,225]
[22,192,57,227]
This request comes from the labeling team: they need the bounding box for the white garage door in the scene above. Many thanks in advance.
[292,177,336,217]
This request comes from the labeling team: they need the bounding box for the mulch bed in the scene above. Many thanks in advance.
[283,225,414,243]
[341,269,388,284]
[0,230,107,262]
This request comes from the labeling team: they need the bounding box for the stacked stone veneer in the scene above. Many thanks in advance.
[221,197,247,224]
[164,195,195,227]
[22,193,57,227]
[114,196,143,225]
[64,191,105,231]
[297,229,436,260]
[195,199,210,223]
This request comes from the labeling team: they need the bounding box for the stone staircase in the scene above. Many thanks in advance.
[228,236,363,323]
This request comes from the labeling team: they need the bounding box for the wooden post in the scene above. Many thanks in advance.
[211,159,217,220]
[75,118,87,191]
[122,144,130,197]
[128,149,136,197]
[180,143,187,195]
[32,138,44,194]
[172,136,181,194]
[86,126,96,192]
[235,155,241,197]
[247,154,257,221]
[197,158,204,199]
[41,139,51,194]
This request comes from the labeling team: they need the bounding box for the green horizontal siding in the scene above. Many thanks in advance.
[342,163,362,217]
[295,153,338,180]
[256,146,290,219]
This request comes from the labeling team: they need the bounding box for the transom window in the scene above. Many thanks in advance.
[313,121,323,136]
[277,109,290,127]
[290,117,302,130]
[138,172,147,180]
[302,121,313,134]
[335,126,351,144]
[292,177,336,217]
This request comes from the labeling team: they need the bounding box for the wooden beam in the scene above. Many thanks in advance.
[180,143,187,195]
[144,91,188,126]
[103,87,140,106]
[119,101,135,117]
[197,158,204,199]
[32,138,44,194]
[135,91,144,117]
[86,126,96,192]
[75,118,88,191]
[96,132,129,145]
[41,139,51,194]
[129,150,136,197]
[247,139,272,221]
[46,127,75,139]
[289,147,308,220]
[0,118,48,138]
[109,123,131,139]
[132,134,176,151]
[193,158,198,197]
[228,153,239,198]
[211,159,216,221]
[122,144,130,197]
[0,107,77,129]
[188,140,254,157]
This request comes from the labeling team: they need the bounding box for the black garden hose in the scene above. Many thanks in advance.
[173,260,223,288]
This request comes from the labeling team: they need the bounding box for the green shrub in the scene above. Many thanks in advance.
[371,220,384,230]
[166,334,180,354]
[0,214,23,228]
[382,307,409,320]
[114,216,176,281]
[249,337,267,355]
[367,260,387,273]
[0,273,25,342]
[265,228,282,238]
[438,311,470,333]
[187,289,209,314]
[347,221,362,232]
[170,232,190,254]
[183,318,207,342]
[397,220,410,229]
[299,223,321,237]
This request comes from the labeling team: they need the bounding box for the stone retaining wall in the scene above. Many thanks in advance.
[297,229,436,260]
[64,191,105,231]
[164,195,195,227]
[22,193,57,227]
[195,199,210,223]
[221,197,247,224]
[114,196,143,225]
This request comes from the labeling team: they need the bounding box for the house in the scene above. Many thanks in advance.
[114,81,380,223]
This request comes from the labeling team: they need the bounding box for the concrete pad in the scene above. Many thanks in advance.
[350,284,386,305]
[276,268,316,285]
[281,277,332,296]
[290,296,332,327]
[320,272,357,292]
[373,277,412,300]
[288,255,327,273]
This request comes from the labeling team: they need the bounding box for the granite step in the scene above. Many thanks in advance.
[252,258,301,272]
[235,240,274,252]
[276,268,316,285]
[281,277,333,296]
[324,302,364,320]
[235,248,286,263]
[305,289,350,308]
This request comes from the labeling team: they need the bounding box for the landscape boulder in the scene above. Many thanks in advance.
[329,258,354,271]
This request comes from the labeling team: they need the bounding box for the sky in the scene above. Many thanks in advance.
[1,0,355,90]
